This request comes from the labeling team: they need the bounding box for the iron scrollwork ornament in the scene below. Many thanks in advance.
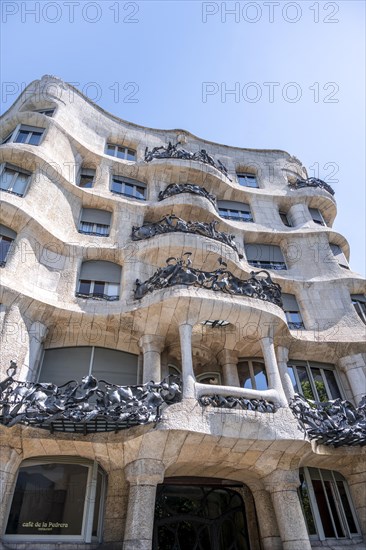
[134,253,283,307]
[145,141,232,180]
[289,177,335,196]
[199,395,275,413]
[158,183,217,208]
[132,214,241,257]
[0,361,182,434]
[290,393,366,447]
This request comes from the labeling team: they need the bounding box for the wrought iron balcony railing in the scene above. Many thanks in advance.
[158,183,217,208]
[75,292,119,301]
[289,177,335,196]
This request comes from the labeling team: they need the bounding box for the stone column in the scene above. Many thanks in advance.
[264,470,311,550]
[27,321,48,381]
[260,337,287,406]
[288,204,312,227]
[179,323,195,398]
[0,448,22,534]
[346,472,366,537]
[123,459,165,550]
[276,346,294,401]
[138,335,165,384]
[338,354,366,405]
[251,487,282,550]
[218,349,240,387]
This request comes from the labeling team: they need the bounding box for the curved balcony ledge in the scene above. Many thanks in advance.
[195,382,281,408]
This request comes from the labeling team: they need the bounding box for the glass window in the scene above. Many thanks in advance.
[299,468,360,541]
[36,108,55,116]
[0,235,13,266]
[285,311,305,330]
[237,360,268,391]
[288,361,343,401]
[245,243,287,270]
[78,168,95,188]
[218,207,253,222]
[76,261,121,301]
[78,208,110,237]
[309,208,326,226]
[105,143,136,161]
[9,125,45,146]
[0,164,31,196]
[111,175,146,200]
[237,173,258,188]
[351,294,366,324]
[5,460,105,542]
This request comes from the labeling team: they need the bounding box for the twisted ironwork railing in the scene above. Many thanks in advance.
[289,177,335,196]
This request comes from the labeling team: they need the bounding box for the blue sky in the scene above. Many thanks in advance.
[1,0,365,274]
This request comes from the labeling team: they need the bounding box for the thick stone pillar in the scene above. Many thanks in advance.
[347,472,366,537]
[138,335,165,384]
[276,346,294,401]
[288,204,312,227]
[251,487,282,550]
[179,323,195,398]
[123,459,165,550]
[0,448,22,534]
[218,349,240,387]
[260,337,287,406]
[264,470,311,550]
[27,321,48,381]
[338,354,366,405]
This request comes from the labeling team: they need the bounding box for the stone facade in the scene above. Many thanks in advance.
[0,75,365,549]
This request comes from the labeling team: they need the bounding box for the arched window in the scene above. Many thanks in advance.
[39,346,138,387]
[5,458,105,542]
[299,467,361,541]
[76,260,121,300]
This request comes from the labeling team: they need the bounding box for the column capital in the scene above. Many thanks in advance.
[338,353,366,372]
[125,458,165,486]
[138,334,165,354]
[217,349,238,366]
[263,469,300,493]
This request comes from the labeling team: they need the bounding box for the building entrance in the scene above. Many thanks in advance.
[153,481,251,550]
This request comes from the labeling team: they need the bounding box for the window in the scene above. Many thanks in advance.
[78,168,95,188]
[351,294,366,324]
[309,207,326,226]
[2,124,45,146]
[0,225,16,266]
[38,346,138,386]
[0,163,31,196]
[282,293,305,329]
[111,175,146,200]
[287,360,343,402]
[237,172,258,188]
[35,108,55,116]
[218,200,253,222]
[5,458,105,542]
[237,359,268,391]
[105,143,136,161]
[76,260,121,301]
[78,209,111,236]
[245,243,287,270]
[279,211,291,227]
[299,468,360,541]
[196,372,222,385]
[330,244,349,269]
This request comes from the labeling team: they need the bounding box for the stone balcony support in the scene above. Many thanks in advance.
[346,472,366,537]
[276,346,295,401]
[338,354,366,405]
[251,487,282,550]
[138,335,165,384]
[264,470,311,550]
[123,459,165,550]
[260,337,287,406]
[179,323,196,398]
[287,203,312,227]
[217,349,240,387]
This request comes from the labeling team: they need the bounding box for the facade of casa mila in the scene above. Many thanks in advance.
[0,75,365,550]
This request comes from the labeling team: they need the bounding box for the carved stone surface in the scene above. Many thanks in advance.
[289,177,335,196]
[199,394,276,413]
[134,253,283,307]
[145,141,232,180]
[158,183,217,208]
[0,362,182,434]
[289,393,366,447]
[132,214,241,256]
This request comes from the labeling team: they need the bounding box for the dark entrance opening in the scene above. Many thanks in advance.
[153,478,251,550]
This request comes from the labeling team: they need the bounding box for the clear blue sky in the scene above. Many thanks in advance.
[1,0,365,275]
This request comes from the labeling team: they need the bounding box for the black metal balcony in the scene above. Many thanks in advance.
[289,177,335,196]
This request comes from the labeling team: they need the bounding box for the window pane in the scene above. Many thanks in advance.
[111,179,122,193]
[336,481,358,534]
[311,368,328,402]
[0,168,16,190]
[93,281,105,296]
[323,480,345,537]
[312,479,336,537]
[79,175,93,188]
[106,283,119,297]
[6,463,88,536]
[124,183,133,195]
[323,370,342,400]
[15,131,29,143]
[252,362,268,390]
[106,145,115,156]
[78,279,91,294]
[96,224,109,236]
[299,474,317,535]
[297,366,315,400]
[287,366,299,393]
[135,186,145,199]
[127,149,136,161]
[12,173,29,195]
[237,361,252,389]
[92,471,103,537]
[28,132,42,145]
[0,237,12,264]
[116,147,126,159]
